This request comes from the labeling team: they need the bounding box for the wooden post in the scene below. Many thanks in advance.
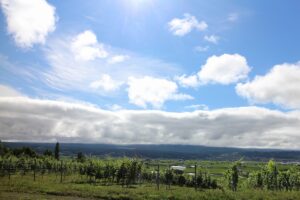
[60,160,63,183]
[22,163,25,178]
[168,165,171,189]
[194,164,197,191]
[8,159,11,180]
[55,163,58,180]
[33,159,36,181]
[156,164,160,190]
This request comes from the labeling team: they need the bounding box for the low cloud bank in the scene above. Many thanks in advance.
[0,97,299,149]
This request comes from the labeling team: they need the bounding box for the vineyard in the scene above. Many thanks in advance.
[0,156,219,189]
[2,143,300,199]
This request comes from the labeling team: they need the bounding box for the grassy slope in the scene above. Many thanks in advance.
[1,174,300,200]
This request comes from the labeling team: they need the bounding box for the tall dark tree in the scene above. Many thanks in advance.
[0,140,4,156]
[77,152,85,162]
[54,142,60,160]
[231,164,239,191]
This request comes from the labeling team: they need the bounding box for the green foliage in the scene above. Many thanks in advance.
[0,140,9,157]
[164,168,174,188]
[264,159,279,190]
[246,159,300,191]
[77,152,85,163]
[247,171,263,189]
[198,172,217,189]
[226,161,240,191]
[278,170,291,191]
[43,149,53,157]
[54,142,60,160]
[117,162,128,186]
[177,175,185,186]
[12,147,37,158]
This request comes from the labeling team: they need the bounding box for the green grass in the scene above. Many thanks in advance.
[1,173,300,200]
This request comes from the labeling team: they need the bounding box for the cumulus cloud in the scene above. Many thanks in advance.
[71,30,108,61]
[175,74,200,88]
[0,96,299,148]
[198,54,250,84]
[127,76,193,108]
[177,54,251,87]
[107,55,129,64]
[236,62,300,109]
[90,74,123,92]
[168,13,207,36]
[0,0,57,48]
[204,35,220,44]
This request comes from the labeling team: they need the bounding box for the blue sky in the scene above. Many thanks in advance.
[1,0,300,111]
[0,0,300,147]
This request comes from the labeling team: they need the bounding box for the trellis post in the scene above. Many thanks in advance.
[8,159,11,180]
[156,164,160,190]
[194,164,197,190]
[33,159,36,181]
[60,160,63,183]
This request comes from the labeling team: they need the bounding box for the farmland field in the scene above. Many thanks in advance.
[1,155,300,200]
[2,170,300,200]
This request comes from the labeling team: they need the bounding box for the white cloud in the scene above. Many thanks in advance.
[177,54,251,87]
[108,55,129,64]
[108,104,123,111]
[198,54,250,84]
[204,35,220,44]
[0,84,23,97]
[228,13,239,22]
[175,74,200,88]
[90,74,123,92]
[0,96,299,148]
[0,0,57,48]
[195,46,209,52]
[236,62,300,109]
[71,30,108,61]
[168,13,207,36]
[127,76,193,108]
[42,33,181,94]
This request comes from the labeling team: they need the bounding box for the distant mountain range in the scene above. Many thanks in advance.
[4,142,300,161]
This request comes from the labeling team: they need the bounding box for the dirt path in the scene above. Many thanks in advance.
[0,191,100,200]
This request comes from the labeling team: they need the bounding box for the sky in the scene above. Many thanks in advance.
[0,0,300,148]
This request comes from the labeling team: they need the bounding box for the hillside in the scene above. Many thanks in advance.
[4,142,300,161]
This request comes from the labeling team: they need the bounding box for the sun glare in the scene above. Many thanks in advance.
[123,0,154,12]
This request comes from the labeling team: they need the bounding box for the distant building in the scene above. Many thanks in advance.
[170,165,186,171]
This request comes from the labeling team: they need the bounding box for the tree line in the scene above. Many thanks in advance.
[0,140,61,160]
